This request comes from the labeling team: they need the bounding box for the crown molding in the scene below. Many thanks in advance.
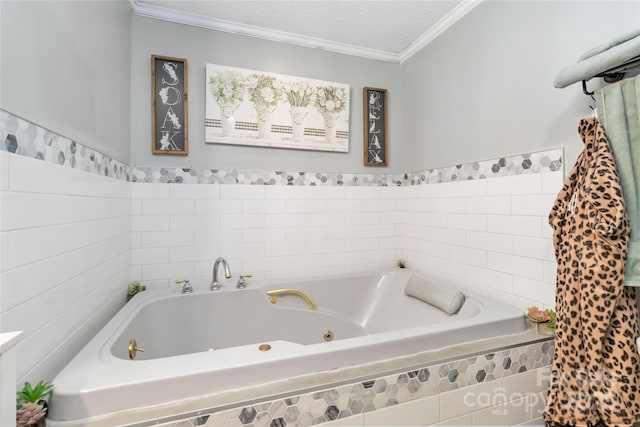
[399,0,482,63]
[130,1,401,63]
[129,0,481,63]
[124,0,136,13]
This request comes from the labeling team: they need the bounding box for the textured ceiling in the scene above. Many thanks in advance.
[132,0,470,61]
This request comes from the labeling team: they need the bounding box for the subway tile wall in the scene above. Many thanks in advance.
[402,172,562,310]
[0,151,131,384]
[130,184,404,288]
[130,171,561,311]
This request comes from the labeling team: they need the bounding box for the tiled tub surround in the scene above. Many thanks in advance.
[125,169,562,426]
[2,111,563,426]
[48,269,528,425]
[0,151,131,384]
[402,171,563,310]
[2,110,562,311]
[130,169,562,311]
[130,182,404,288]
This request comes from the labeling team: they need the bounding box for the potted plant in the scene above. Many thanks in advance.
[16,381,53,426]
[527,306,556,336]
[127,281,147,301]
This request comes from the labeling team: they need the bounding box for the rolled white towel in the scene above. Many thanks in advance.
[404,275,465,315]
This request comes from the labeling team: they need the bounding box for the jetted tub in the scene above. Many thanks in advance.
[48,270,528,425]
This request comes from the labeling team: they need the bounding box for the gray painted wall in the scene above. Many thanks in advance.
[2,1,637,175]
[130,16,403,173]
[401,0,640,173]
[0,0,131,163]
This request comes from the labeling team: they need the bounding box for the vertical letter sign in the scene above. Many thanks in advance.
[363,87,387,166]
[152,55,188,155]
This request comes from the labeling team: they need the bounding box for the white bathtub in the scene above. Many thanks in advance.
[48,270,528,425]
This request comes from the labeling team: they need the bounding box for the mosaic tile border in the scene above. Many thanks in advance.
[0,110,132,182]
[131,148,563,186]
[141,339,554,427]
[1,109,563,187]
[131,167,396,186]
[401,148,563,186]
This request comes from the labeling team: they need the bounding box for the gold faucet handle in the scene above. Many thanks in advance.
[175,279,188,284]
[241,274,252,278]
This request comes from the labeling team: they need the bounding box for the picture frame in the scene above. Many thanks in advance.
[151,55,188,155]
[205,63,350,153]
[363,87,387,166]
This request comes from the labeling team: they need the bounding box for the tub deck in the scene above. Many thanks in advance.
[48,270,529,426]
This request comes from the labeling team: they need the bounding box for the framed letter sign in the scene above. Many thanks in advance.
[152,55,188,155]
[363,87,387,166]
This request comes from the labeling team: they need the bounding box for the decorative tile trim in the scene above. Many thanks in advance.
[1,109,563,187]
[131,167,397,186]
[139,339,554,427]
[401,148,564,186]
[131,148,563,186]
[0,109,132,182]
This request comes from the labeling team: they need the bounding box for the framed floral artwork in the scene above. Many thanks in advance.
[151,55,188,155]
[205,64,350,152]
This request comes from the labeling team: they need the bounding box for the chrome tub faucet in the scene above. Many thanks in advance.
[211,257,231,290]
[236,274,252,289]
[175,279,193,294]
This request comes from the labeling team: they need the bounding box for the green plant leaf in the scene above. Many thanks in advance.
[16,380,53,408]
[546,309,557,328]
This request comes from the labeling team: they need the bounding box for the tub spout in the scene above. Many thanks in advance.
[211,257,231,291]
[266,288,317,311]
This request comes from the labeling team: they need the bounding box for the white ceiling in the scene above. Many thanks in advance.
[129,0,481,63]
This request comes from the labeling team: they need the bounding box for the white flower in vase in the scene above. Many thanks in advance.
[208,71,246,136]
[315,85,348,143]
[247,74,282,138]
[209,70,245,107]
[283,81,316,141]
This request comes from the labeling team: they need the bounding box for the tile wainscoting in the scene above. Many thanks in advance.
[0,150,131,384]
[2,109,561,310]
[130,169,561,312]
[129,182,404,287]
[129,148,562,303]
[1,111,132,384]
[401,170,562,310]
